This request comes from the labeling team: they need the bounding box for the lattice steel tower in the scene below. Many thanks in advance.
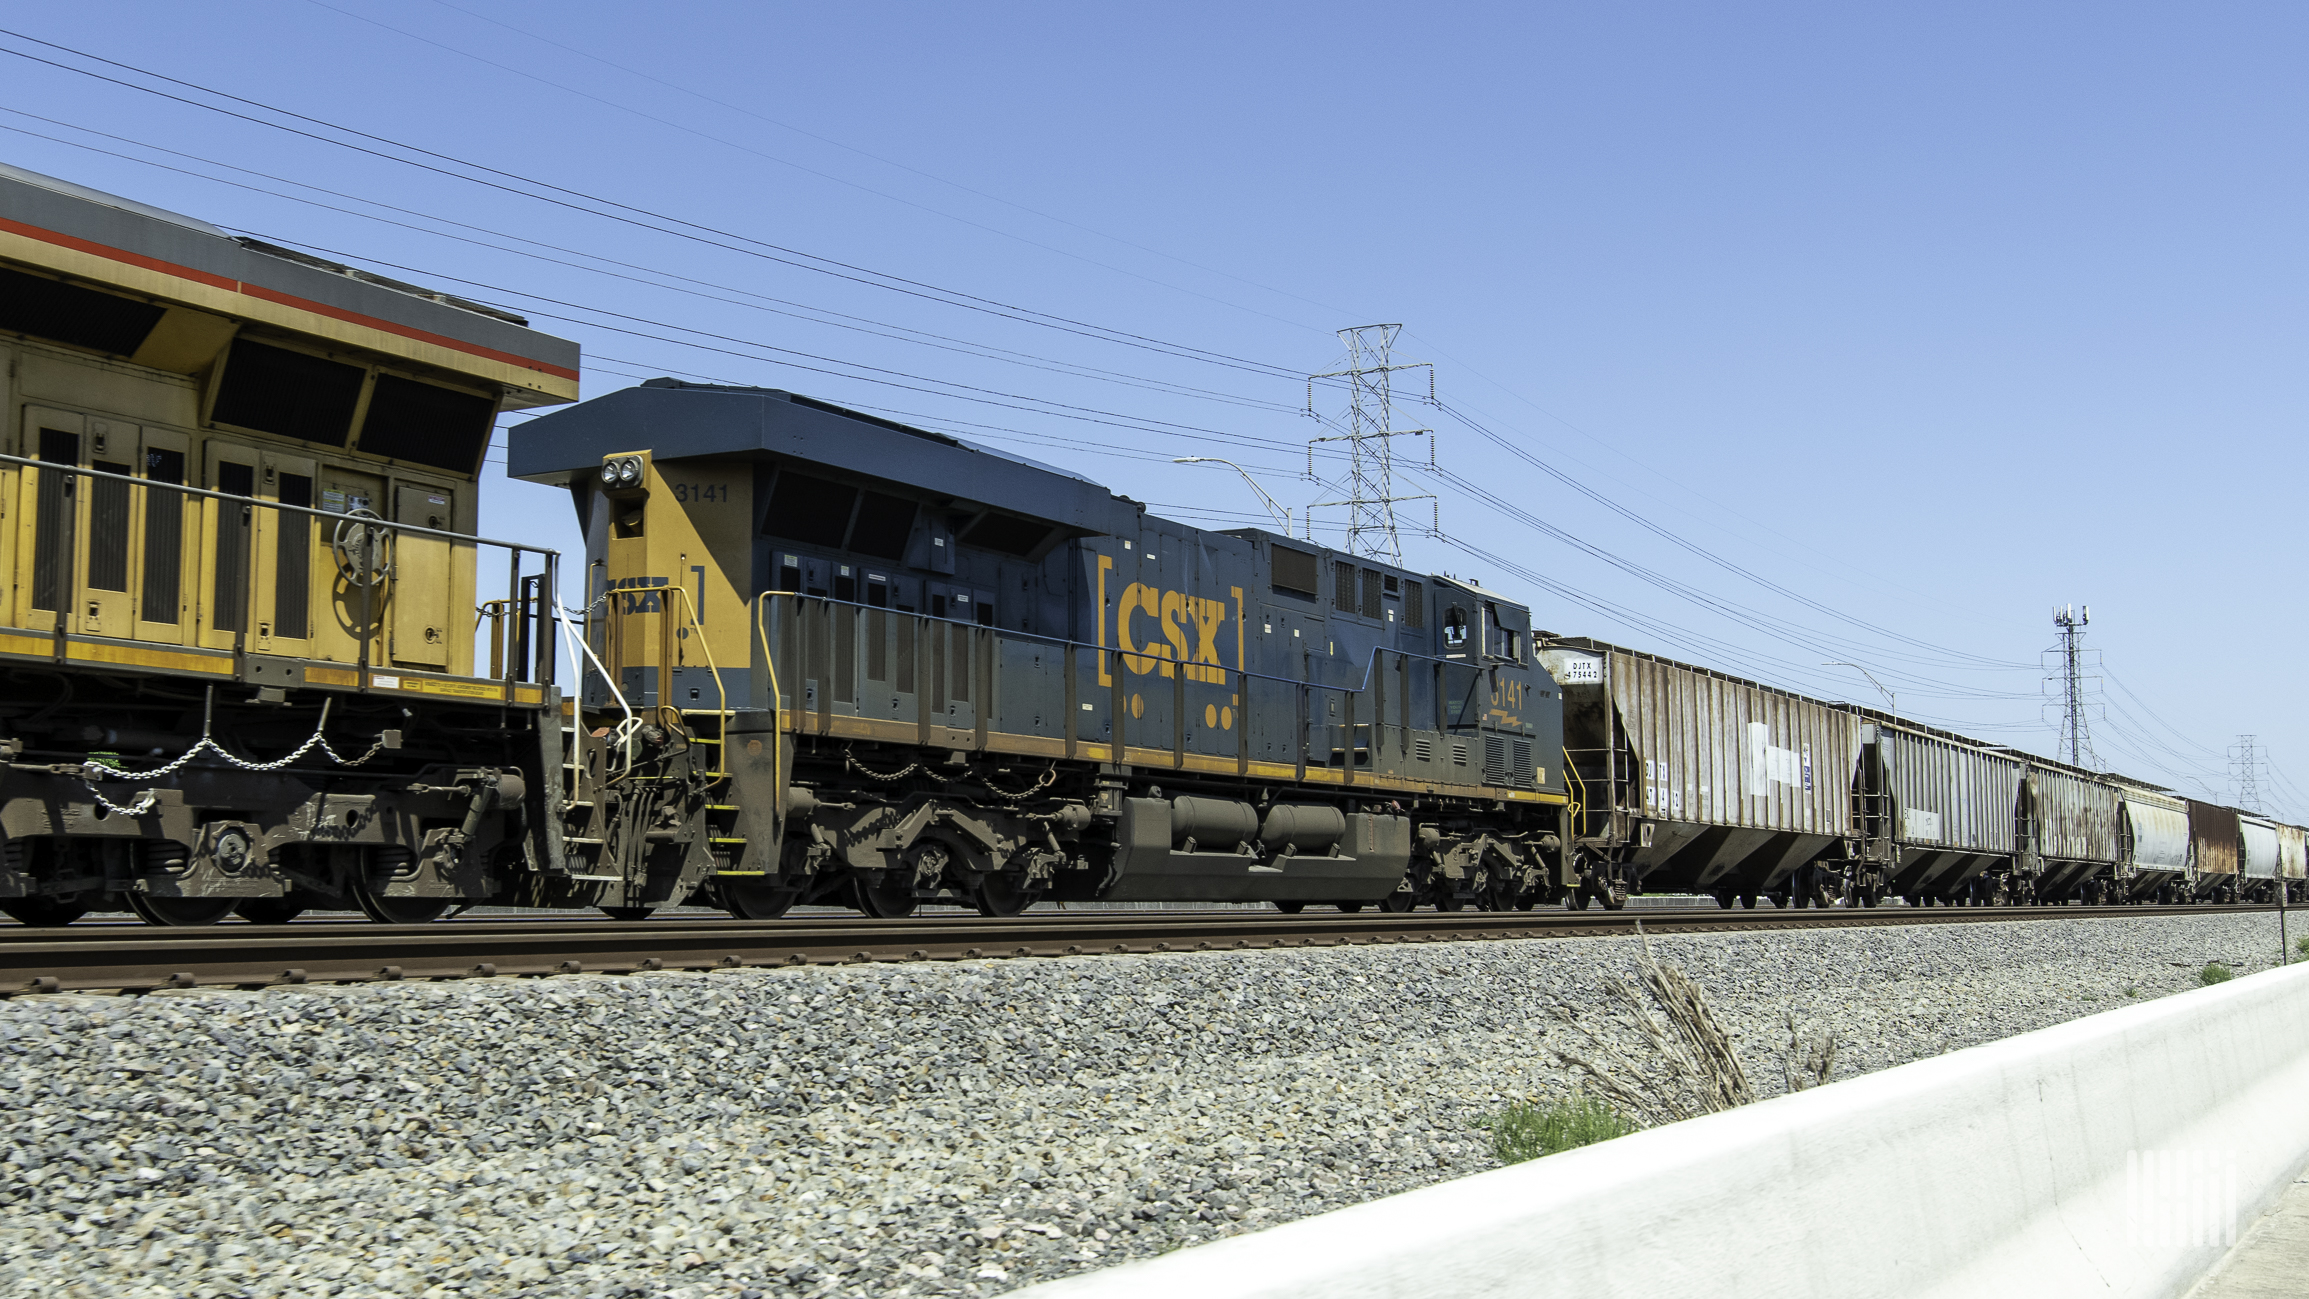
[2052,604,2098,767]
[2231,735,2266,813]
[1305,324,1434,562]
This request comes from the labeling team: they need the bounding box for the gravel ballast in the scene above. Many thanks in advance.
[0,911,2292,1298]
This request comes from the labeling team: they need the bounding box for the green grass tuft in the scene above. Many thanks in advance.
[2296,935,2308,960]
[2200,962,2234,986]
[1480,1095,1638,1165]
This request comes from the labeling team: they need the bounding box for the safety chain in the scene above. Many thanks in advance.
[845,751,927,783]
[79,708,390,818]
[981,765,1059,802]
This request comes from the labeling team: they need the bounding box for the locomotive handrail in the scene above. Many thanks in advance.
[0,451,557,553]
[741,588,1524,703]
[739,589,1553,794]
[3,449,560,688]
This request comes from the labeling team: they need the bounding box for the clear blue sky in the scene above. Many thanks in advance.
[2,2,2298,810]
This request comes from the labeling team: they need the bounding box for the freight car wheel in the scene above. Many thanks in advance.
[1272,900,1306,914]
[1564,889,1590,912]
[236,899,307,925]
[599,907,657,921]
[1378,890,1419,913]
[0,896,90,926]
[1435,894,1465,912]
[125,895,240,926]
[1712,888,1736,910]
[1335,901,1366,913]
[1739,892,1758,909]
[854,872,918,919]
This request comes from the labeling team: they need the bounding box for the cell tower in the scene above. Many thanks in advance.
[2051,604,2098,768]
[1304,324,1436,562]
[2230,735,2266,813]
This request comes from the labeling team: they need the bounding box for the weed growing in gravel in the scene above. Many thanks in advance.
[2297,936,2309,960]
[2200,963,2234,986]
[2124,984,2140,999]
[1480,1095,1637,1164]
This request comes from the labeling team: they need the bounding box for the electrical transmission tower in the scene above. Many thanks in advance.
[1304,324,1435,562]
[2050,604,2099,767]
[2230,735,2266,813]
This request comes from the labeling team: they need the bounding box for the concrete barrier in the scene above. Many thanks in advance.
[1013,964,2309,1299]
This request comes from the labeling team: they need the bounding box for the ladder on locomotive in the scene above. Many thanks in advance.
[556,584,742,876]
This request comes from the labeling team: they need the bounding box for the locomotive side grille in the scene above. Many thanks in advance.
[1360,567,1384,619]
[1403,580,1424,628]
[30,427,75,613]
[1332,561,1356,613]
[1485,735,1507,784]
[141,447,184,624]
[211,459,255,633]
[1451,739,1469,767]
[1414,736,1433,763]
[1513,739,1533,787]
[274,472,312,639]
[88,459,131,593]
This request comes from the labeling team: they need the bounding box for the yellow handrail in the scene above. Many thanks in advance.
[663,584,728,777]
[1562,745,1587,839]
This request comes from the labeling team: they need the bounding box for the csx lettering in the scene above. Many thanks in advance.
[1118,582,1227,682]
[608,575,669,615]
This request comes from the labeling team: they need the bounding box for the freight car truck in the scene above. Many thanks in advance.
[510,380,1576,915]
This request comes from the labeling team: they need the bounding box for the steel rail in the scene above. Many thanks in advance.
[0,904,2274,996]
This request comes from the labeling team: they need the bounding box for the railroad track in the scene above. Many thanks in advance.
[0,903,2278,996]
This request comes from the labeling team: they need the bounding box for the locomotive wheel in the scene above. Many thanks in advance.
[0,896,90,926]
[853,872,918,919]
[974,874,1041,917]
[126,894,240,926]
[722,879,799,920]
[351,878,454,924]
[1564,889,1590,912]
[1378,890,1419,913]
[236,898,308,925]
[1335,901,1366,913]
[600,906,657,921]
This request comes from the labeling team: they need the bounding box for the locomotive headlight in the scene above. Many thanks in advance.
[616,457,642,487]
[599,461,620,487]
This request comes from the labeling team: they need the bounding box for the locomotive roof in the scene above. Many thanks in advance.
[0,161,579,405]
[508,380,1139,536]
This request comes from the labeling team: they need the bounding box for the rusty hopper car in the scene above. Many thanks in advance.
[2020,759,2122,903]
[509,381,1573,916]
[0,166,711,925]
[2187,800,2242,901]
[1536,638,1860,909]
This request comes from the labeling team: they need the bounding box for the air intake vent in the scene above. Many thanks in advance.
[1513,740,1533,787]
[1485,735,1507,784]
[1414,736,1433,764]
[1451,740,1469,767]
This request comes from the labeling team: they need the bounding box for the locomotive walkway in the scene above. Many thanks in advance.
[0,902,2272,996]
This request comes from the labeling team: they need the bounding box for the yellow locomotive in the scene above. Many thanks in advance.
[0,164,714,924]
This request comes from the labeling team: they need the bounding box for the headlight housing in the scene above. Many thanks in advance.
[616,457,642,486]
[599,461,620,487]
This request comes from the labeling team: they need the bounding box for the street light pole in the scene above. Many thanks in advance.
[1173,457,1292,535]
